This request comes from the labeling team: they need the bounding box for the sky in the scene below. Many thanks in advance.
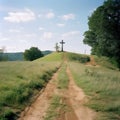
[0,0,105,54]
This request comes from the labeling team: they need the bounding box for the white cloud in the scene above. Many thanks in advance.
[24,33,37,38]
[38,11,55,19]
[57,23,65,27]
[62,31,80,38]
[42,32,53,40]
[45,12,55,19]
[0,37,9,41]
[4,8,36,23]
[9,29,20,33]
[0,33,9,41]
[38,27,45,31]
[62,14,75,21]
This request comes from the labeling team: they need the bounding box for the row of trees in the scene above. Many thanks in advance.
[83,0,120,67]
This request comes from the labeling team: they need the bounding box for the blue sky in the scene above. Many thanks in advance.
[0,0,105,54]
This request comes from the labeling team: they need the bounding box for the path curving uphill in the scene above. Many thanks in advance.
[18,67,60,120]
[18,54,96,120]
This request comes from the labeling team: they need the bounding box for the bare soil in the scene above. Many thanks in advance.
[18,62,96,120]
[18,69,59,120]
[86,56,98,66]
[65,66,96,120]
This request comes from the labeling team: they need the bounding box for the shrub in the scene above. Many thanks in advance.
[68,53,90,63]
[40,70,55,82]
[28,80,45,89]
[24,47,43,61]
[0,109,16,120]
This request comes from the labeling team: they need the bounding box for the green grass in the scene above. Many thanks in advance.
[44,95,61,120]
[94,55,118,70]
[66,52,90,63]
[57,63,69,89]
[45,63,69,120]
[44,94,68,120]
[69,62,120,120]
[1,51,120,120]
[0,52,63,120]
[35,52,63,62]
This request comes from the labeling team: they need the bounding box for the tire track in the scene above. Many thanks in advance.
[18,66,61,120]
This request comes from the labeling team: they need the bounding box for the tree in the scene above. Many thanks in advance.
[0,47,8,61]
[24,47,43,61]
[55,43,60,52]
[83,0,120,67]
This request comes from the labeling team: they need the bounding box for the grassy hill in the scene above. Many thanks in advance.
[67,53,120,120]
[0,52,63,120]
[35,52,63,62]
[0,52,120,120]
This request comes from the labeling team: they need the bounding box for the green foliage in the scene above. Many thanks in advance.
[0,53,8,61]
[24,47,43,61]
[69,62,120,120]
[67,52,90,63]
[94,55,118,70]
[0,109,16,120]
[83,0,120,68]
[1,51,52,61]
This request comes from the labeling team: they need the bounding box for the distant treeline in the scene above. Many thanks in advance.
[0,50,53,61]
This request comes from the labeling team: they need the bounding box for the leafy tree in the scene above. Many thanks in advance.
[24,47,43,61]
[83,0,120,67]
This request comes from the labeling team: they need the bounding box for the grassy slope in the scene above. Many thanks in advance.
[0,52,63,120]
[35,52,63,62]
[1,51,120,120]
[67,53,120,120]
[94,55,118,70]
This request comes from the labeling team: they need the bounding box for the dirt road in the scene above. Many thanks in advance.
[18,62,96,120]
[18,68,60,120]
[65,67,96,120]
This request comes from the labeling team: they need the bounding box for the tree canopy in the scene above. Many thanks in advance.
[24,47,43,61]
[83,0,120,67]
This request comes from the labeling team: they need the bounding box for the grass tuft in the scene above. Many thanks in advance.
[57,64,69,89]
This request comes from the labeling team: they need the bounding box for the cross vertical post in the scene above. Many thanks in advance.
[60,40,65,52]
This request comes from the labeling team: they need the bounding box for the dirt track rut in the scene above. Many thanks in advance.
[18,62,96,120]
[65,66,96,120]
[18,68,59,120]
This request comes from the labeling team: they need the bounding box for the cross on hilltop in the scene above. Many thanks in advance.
[60,40,65,52]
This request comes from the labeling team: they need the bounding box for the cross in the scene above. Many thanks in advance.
[60,40,65,52]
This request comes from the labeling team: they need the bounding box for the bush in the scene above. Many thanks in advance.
[24,47,43,61]
[68,53,90,63]
[28,80,45,89]
[0,109,16,120]
[40,70,53,82]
